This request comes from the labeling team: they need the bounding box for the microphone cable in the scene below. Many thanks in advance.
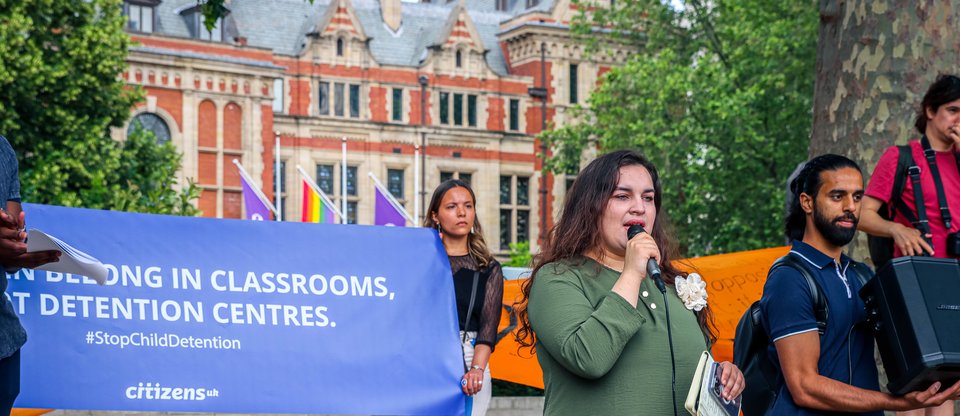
[655,277,678,416]
[626,224,677,415]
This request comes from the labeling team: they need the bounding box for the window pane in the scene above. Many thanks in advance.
[128,4,142,31]
[569,64,579,104]
[500,176,511,204]
[142,6,153,32]
[453,94,463,126]
[349,84,360,118]
[316,164,334,194]
[347,201,358,224]
[194,16,213,40]
[459,172,471,187]
[440,171,453,183]
[280,197,286,219]
[509,99,519,131]
[517,209,529,243]
[273,78,284,113]
[517,177,529,205]
[392,88,403,121]
[128,113,171,144]
[212,18,223,42]
[334,83,344,117]
[500,209,512,250]
[318,82,330,115]
[387,168,404,199]
[467,95,477,127]
[346,166,358,196]
[440,92,449,124]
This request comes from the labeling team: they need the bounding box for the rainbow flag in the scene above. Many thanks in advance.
[301,180,336,224]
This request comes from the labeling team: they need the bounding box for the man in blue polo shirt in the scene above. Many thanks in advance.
[760,154,960,414]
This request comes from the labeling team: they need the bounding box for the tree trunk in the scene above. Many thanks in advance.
[811,4,960,407]
[810,0,960,163]
[810,0,960,256]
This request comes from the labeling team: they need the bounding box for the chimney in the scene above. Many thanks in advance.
[382,0,401,32]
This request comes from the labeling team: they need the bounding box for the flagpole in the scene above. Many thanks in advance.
[413,144,420,225]
[296,165,345,221]
[274,131,282,221]
[341,137,348,223]
[232,159,277,215]
[368,171,414,224]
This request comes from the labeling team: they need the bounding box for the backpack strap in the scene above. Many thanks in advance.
[889,145,934,242]
[770,254,828,335]
[887,144,913,219]
[847,261,874,288]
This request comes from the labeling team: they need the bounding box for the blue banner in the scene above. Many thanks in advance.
[6,204,465,415]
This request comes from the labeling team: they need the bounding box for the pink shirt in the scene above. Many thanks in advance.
[866,140,960,258]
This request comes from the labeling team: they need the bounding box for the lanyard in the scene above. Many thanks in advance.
[920,136,960,229]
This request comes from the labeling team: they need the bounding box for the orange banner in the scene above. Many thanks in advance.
[11,409,51,416]
[490,246,790,388]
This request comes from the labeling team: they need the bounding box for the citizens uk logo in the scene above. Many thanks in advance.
[125,382,219,401]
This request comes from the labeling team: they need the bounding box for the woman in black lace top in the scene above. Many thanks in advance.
[424,179,504,416]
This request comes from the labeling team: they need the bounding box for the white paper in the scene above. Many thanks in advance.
[26,229,107,285]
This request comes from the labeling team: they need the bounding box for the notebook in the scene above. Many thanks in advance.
[685,351,742,416]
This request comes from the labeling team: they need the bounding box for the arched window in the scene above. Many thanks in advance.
[455,50,462,68]
[127,113,171,144]
[336,38,344,57]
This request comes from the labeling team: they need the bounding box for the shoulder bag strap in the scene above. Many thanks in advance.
[460,270,481,371]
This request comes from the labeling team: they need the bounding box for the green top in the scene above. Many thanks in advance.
[528,257,708,416]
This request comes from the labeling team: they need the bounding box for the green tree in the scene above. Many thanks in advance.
[546,0,818,256]
[505,241,533,268]
[0,0,198,215]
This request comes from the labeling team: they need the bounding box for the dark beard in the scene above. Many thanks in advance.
[813,205,858,247]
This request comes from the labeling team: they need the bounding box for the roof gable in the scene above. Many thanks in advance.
[316,0,368,40]
[435,2,485,52]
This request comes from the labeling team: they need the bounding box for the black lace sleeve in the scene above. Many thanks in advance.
[475,260,504,350]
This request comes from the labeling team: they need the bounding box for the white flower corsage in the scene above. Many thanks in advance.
[675,272,708,311]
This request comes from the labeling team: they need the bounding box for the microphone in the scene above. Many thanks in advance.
[627,224,666,294]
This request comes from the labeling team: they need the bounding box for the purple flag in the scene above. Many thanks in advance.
[375,186,407,226]
[241,175,272,221]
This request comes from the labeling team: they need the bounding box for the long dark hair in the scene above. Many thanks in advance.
[785,154,861,241]
[515,150,717,351]
[422,179,495,268]
[915,74,960,134]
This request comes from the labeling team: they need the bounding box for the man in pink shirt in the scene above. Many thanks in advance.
[860,74,960,416]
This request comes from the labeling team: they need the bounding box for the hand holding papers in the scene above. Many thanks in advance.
[27,229,107,284]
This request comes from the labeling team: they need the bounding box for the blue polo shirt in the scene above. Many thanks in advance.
[759,240,880,415]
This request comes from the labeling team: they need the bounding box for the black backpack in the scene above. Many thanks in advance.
[732,253,873,416]
[866,145,921,270]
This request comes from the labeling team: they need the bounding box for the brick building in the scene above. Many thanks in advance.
[119,0,632,255]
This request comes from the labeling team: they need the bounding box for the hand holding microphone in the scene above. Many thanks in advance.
[627,224,666,294]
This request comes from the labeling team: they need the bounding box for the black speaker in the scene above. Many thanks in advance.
[860,256,960,395]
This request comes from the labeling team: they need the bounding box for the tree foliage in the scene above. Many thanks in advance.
[505,241,533,267]
[0,0,199,215]
[547,0,818,255]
